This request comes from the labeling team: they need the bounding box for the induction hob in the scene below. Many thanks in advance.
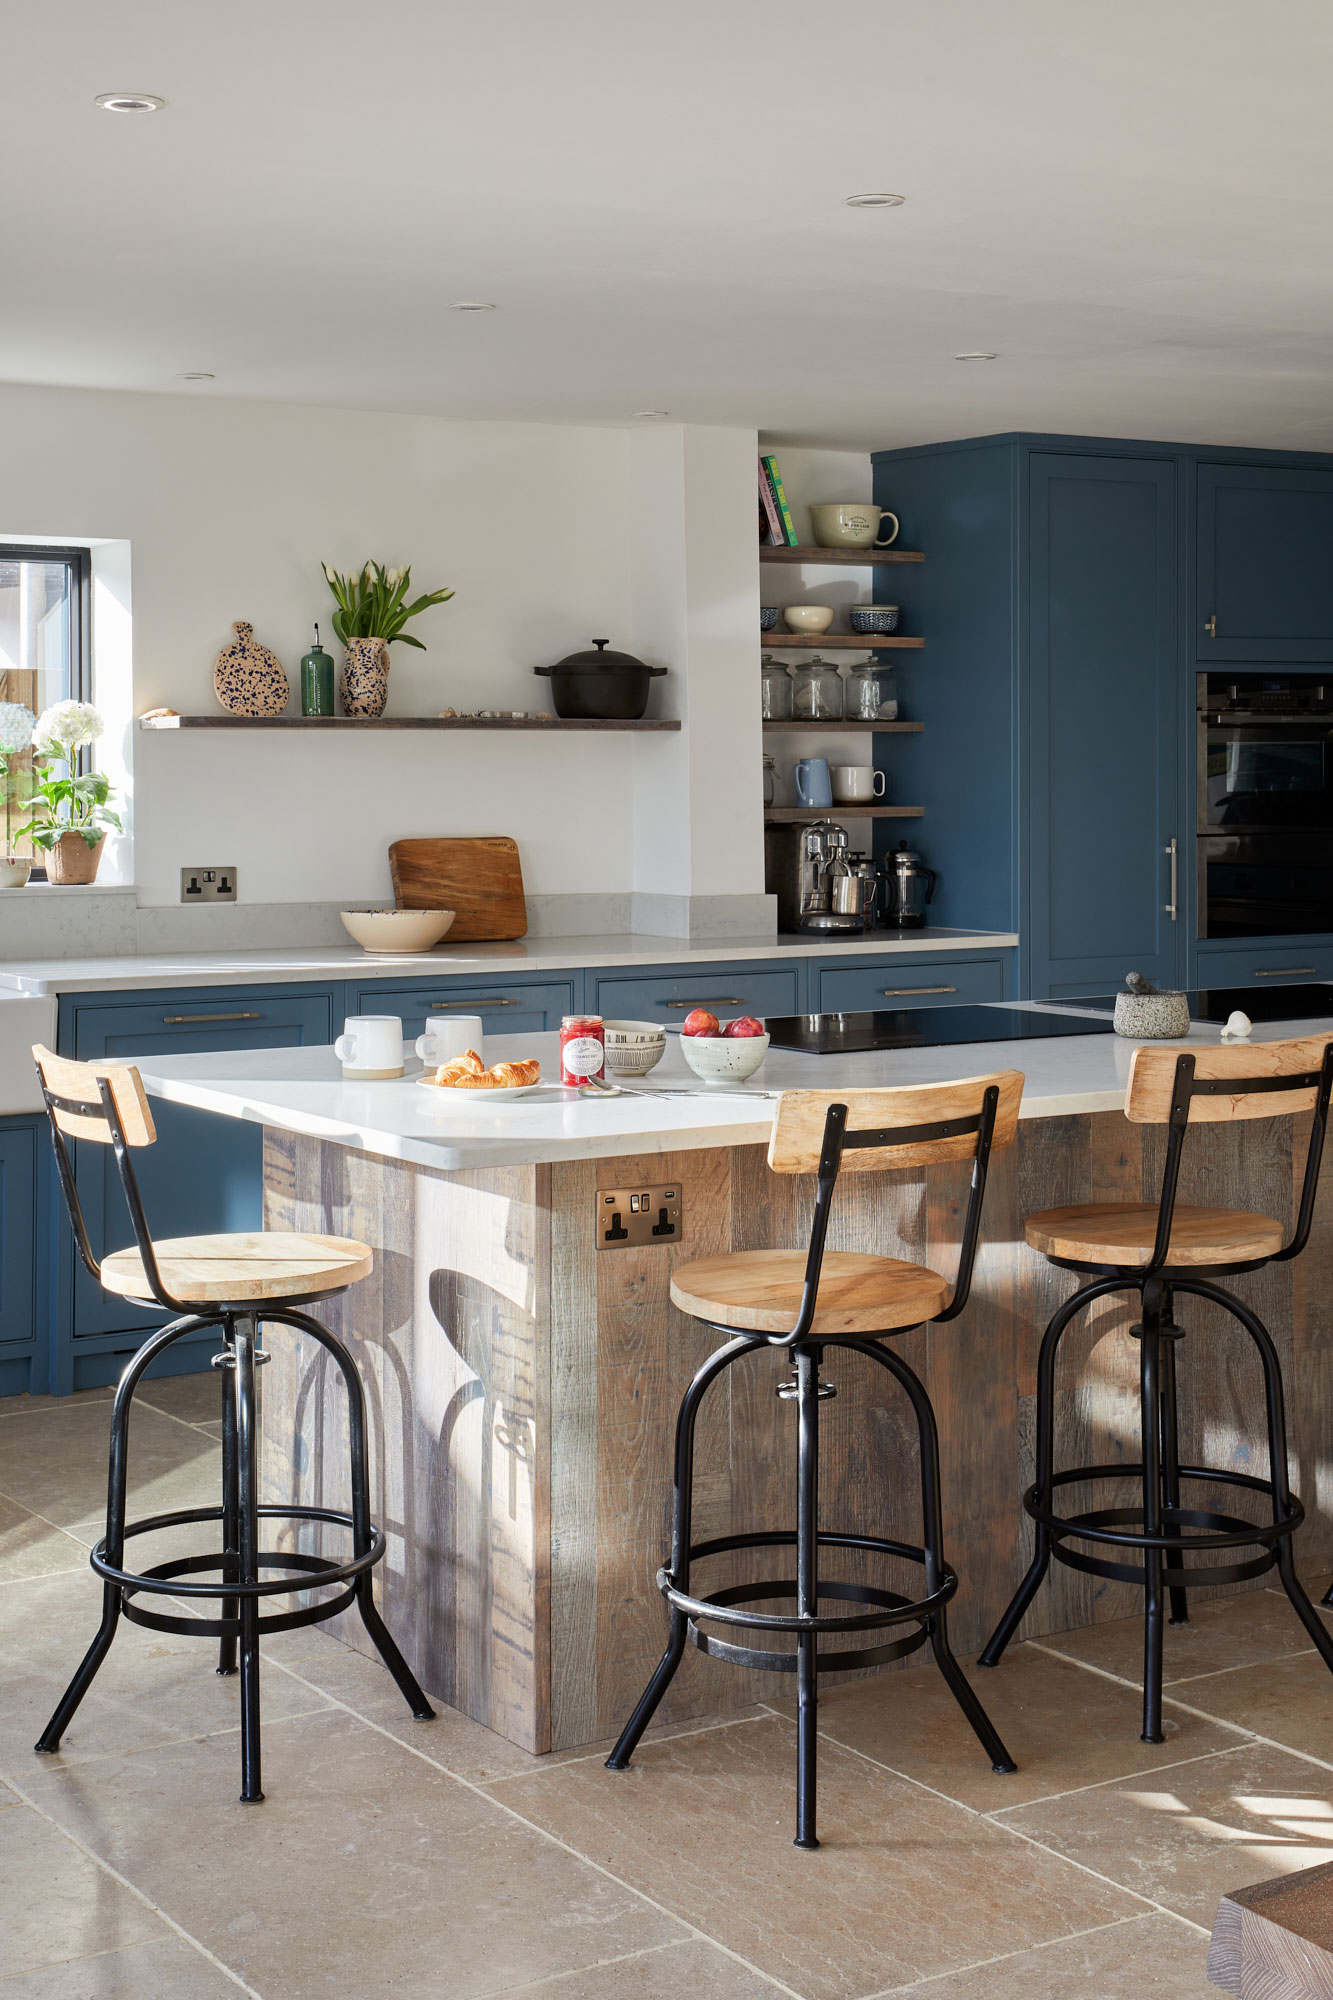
[1053,982,1333,1025]
[764,1003,1116,1056]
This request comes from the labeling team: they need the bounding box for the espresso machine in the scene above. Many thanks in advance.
[765,819,869,934]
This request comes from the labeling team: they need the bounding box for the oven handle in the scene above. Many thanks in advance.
[1253,967,1319,978]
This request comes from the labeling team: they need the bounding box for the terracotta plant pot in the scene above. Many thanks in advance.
[44,832,106,885]
[340,637,391,719]
[0,856,31,889]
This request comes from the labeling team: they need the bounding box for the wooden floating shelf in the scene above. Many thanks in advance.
[139,714,681,732]
[764,805,924,823]
[761,633,923,649]
[759,546,924,565]
[761,719,923,733]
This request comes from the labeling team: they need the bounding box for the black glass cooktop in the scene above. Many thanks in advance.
[764,1004,1117,1055]
[1054,983,1333,1025]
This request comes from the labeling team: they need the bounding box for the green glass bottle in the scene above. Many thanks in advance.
[300,623,336,717]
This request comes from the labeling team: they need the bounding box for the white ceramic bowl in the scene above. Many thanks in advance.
[340,908,456,954]
[782,605,834,634]
[603,1019,667,1076]
[678,1031,770,1086]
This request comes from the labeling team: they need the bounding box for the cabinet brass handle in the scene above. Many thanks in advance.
[430,997,516,1008]
[1165,838,1178,920]
[1204,613,1218,637]
[663,997,747,1008]
[1254,967,1318,978]
[882,985,956,996]
[162,1011,262,1024]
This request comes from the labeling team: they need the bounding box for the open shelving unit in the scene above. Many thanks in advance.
[761,632,922,650]
[762,719,922,734]
[759,546,924,565]
[764,805,923,823]
[138,714,680,732]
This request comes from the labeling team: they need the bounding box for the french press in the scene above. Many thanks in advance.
[884,840,937,930]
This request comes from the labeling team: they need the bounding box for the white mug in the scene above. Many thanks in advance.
[415,1015,484,1067]
[832,766,887,803]
[333,1015,405,1079]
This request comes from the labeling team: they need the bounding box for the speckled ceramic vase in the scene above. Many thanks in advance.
[44,833,105,885]
[340,638,390,719]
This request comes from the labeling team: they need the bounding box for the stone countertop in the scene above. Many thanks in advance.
[133,1006,1325,1174]
[0,927,1019,997]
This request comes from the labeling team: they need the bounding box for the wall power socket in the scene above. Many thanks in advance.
[180,867,238,903]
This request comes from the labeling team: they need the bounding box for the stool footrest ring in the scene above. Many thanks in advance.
[90,1503,385,1600]
[1023,1464,1301,1590]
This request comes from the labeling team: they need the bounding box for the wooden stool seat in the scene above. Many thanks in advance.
[671,1248,950,1336]
[1024,1201,1283,1268]
[100,1231,373,1304]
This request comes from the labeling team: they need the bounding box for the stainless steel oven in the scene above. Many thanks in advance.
[1198,675,1333,936]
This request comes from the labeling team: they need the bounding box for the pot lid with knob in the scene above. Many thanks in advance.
[537,638,667,676]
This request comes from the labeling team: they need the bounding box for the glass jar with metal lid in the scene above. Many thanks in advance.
[790,655,844,721]
[760,653,793,721]
[845,658,887,721]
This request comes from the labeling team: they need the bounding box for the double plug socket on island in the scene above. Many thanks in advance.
[180,866,237,903]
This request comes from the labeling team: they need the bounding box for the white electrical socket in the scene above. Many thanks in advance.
[180,867,237,903]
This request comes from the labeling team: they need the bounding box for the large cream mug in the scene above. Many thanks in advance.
[810,502,899,551]
[415,1015,485,1068]
[333,1015,405,1080]
[832,765,887,803]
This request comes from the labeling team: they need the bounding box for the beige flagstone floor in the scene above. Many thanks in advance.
[3,1372,1333,1997]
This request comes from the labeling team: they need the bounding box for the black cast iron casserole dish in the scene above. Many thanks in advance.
[534,639,667,720]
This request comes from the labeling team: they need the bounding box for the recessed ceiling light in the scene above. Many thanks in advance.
[449,300,496,311]
[633,410,670,419]
[954,351,999,361]
[844,192,905,208]
[177,372,214,381]
[95,93,165,113]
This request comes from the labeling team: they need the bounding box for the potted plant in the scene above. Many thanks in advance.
[23,702,122,884]
[321,561,455,719]
[0,702,36,888]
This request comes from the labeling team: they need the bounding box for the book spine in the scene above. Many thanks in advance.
[763,454,800,546]
[757,456,784,544]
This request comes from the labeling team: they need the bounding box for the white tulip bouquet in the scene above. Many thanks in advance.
[321,561,454,650]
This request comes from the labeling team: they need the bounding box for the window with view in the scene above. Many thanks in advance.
[0,546,91,874]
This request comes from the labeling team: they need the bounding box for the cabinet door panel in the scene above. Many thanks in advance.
[349,979,575,1041]
[589,965,801,1023]
[65,990,333,1341]
[0,1123,36,1349]
[1028,454,1179,995]
[1198,464,1333,662]
[816,956,1006,1013]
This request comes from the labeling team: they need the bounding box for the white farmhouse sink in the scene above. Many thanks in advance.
[0,994,58,1113]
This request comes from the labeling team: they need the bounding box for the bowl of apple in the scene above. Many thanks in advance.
[678,1010,770,1085]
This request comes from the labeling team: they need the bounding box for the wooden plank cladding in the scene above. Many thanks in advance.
[261,1104,1333,1755]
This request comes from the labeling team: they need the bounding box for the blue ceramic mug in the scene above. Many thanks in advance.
[793,757,833,808]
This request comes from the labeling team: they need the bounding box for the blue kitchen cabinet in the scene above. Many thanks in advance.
[813,952,1011,1014]
[348,974,578,1043]
[0,1117,46,1397]
[588,960,804,1023]
[53,983,336,1392]
[1192,938,1333,987]
[1197,464,1333,663]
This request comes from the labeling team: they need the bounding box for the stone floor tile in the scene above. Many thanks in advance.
[769,1644,1237,1812]
[1038,1586,1333,1687]
[0,1568,332,1778]
[0,1493,87,1583]
[0,1803,166,1982]
[999,1738,1333,1924]
[134,1372,224,1428]
[0,1401,218,1530]
[488,1713,1141,2000]
[489,1940,788,2000]
[1,1935,244,1996]
[0,1388,114,1419]
[1167,1647,1333,1761]
[877,1912,1213,1997]
[26,1708,685,1999]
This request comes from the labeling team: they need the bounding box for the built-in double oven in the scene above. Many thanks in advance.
[1198,674,1333,936]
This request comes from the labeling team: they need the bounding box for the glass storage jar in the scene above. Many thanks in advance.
[791,655,844,720]
[762,754,779,806]
[846,659,886,721]
[760,653,793,721]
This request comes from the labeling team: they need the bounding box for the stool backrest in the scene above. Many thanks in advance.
[768,1071,1024,1174]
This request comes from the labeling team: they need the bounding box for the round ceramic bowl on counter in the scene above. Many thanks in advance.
[340,909,456,953]
[603,1020,667,1076]
[679,1032,771,1086]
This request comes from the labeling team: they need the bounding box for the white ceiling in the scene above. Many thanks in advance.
[8,0,1333,450]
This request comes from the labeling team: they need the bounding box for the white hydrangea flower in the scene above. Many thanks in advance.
[33,700,104,756]
[0,702,36,756]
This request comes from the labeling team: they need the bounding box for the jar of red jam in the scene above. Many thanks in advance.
[560,1014,605,1086]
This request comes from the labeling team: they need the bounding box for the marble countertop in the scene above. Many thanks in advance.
[0,927,1019,996]
[134,1005,1328,1173]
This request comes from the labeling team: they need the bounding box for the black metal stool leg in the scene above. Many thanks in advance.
[216,1321,239,1677]
[794,1345,821,1849]
[607,1334,760,1772]
[1139,1282,1166,1744]
[234,1316,264,1802]
[1159,1296,1190,1628]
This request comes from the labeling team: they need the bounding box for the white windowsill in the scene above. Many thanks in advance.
[9,882,137,897]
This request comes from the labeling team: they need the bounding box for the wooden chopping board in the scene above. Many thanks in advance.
[389,836,527,942]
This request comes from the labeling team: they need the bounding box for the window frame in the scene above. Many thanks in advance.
[0,544,93,881]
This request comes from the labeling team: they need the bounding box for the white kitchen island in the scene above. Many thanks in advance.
[134,1008,1333,1755]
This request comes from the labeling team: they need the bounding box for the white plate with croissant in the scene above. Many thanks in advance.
[418,1049,543,1097]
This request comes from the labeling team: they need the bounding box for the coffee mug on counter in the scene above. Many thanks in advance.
[809,502,899,551]
[415,1015,485,1068]
[334,1015,405,1080]
[832,765,887,803]
[793,756,833,808]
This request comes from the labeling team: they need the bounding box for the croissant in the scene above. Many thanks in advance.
[491,1059,540,1086]
[432,1049,485,1085]
[450,1069,504,1090]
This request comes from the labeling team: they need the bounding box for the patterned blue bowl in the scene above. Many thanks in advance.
[849,605,900,633]
[760,606,779,631]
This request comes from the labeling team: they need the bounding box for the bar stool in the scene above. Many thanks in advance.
[31,1045,433,1801]
[980,1034,1333,1744]
[606,1070,1024,1849]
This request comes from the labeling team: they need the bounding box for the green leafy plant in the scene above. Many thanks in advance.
[21,702,122,852]
[321,561,455,652]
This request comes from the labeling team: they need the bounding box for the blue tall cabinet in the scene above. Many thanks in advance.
[873,434,1333,998]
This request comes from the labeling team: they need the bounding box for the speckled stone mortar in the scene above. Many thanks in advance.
[1113,989,1191,1039]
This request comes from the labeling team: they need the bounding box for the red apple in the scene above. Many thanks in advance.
[680,1008,720,1037]
[723,1015,766,1039]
